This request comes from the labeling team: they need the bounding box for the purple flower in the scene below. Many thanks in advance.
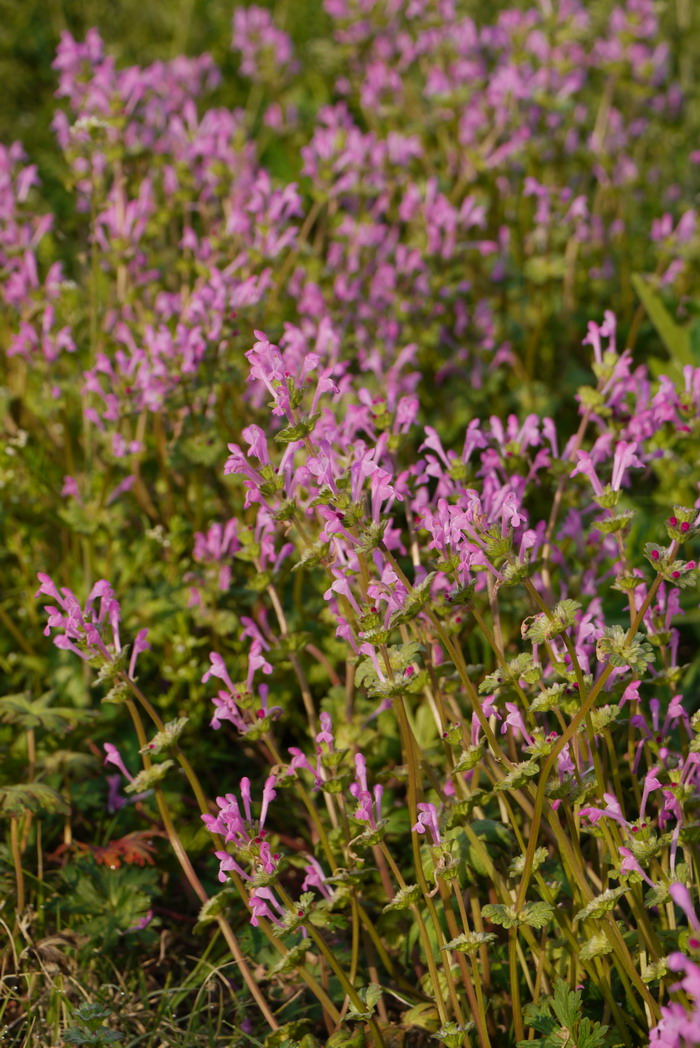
[202,776,279,883]
[349,753,383,831]
[231,6,295,82]
[412,802,441,845]
[36,574,122,663]
[301,856,333,900]
[103,744,150,809]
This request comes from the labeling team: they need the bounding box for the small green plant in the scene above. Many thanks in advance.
[63,1003,122,1047]
[518,982,610,1048]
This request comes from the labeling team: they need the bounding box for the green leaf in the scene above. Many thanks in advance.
[70,1004,114,1031]
[576,1016,610,1048]
[594,511,635,535]
[509,847,548,877]
[268,940,312,976]
[0,691,97,733]
[587,705,621,735]
[402,1002,441,1032]
[596,626,655,677]
[274,413,322,444]
[523,600,581,644]
[551,980,583,1030]
[63,1030,122,1046]
[481,903,518,928]
[579,934,613,961]
[264,1021,315,1048]
[139,718,189,755]
[493,760,540,793]
[479,652,539,693]
[432,1021,475,1047]
[383,884,422,912]
[292,538,331,571]
[631,274,692,370]
[452,743,486,774]
[441,931,496,954]
[574,886,628,923]
[347,983,383,1022]
[326,1030,365,1048]
[355,520,388,554]
[553,599,582,629]
[196,886,238,926]
[642,957,670,984]
[60,863,157,947]
[124,759,174,793]
[0,782,70,816]
[482,901,553,930]
[519,998,557,1040]
[519,980,609,1048]
[520,901,554,929]
[530,683,568,713]
[389,574,436,626]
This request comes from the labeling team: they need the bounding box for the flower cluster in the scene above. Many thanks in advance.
[14,2,700,1045]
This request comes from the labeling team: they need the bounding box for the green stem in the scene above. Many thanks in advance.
[380,841,449,1026]
[10,816,25,920]
[516,558,673,912]
[278,886,386,1048]
[441,883,491,1048]
[123,699,280,1031]
[509,929,524,1042]
[121,680,345,1026]
[453,888,491,1047]
[386,675,462,1023]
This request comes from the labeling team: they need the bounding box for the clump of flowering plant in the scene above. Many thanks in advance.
[3,1,700,1044]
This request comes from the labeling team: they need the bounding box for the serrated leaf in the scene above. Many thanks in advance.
[587,705,621,734]
[509,847,548,877]
[519,999,557,1039]
[493,760,540,793]
[326,1030,365,1048]
[432,1021,475,1047]
[0,692,97,733]
[264,1020,315,1048]
[452,744,485,774]
[574,886,628,923]
[268,940,311,975]
[347,983,383,1022]
[64,1030,122,1046]
[389,574,436,626]
[596,626,655,677]
[479,652,538,693]
[139,718,188,755]
[0,782,70,816]
[124,760,174,793]
[481,903,518,928]
[524,600,581,644]
[530,684,567,713]
[196,887,238,925]
[383,884,421,912]
[274,413,321,444]
[594,511,635,535]
[642,957,670,983]
[520,901,554,928]
[552,980,583,1031]
[579,933,613,961]
[441,931,496,954]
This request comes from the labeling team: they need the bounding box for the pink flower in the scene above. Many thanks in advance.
[412,802,441,845]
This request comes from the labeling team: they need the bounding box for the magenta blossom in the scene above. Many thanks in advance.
[412,802,441,845]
